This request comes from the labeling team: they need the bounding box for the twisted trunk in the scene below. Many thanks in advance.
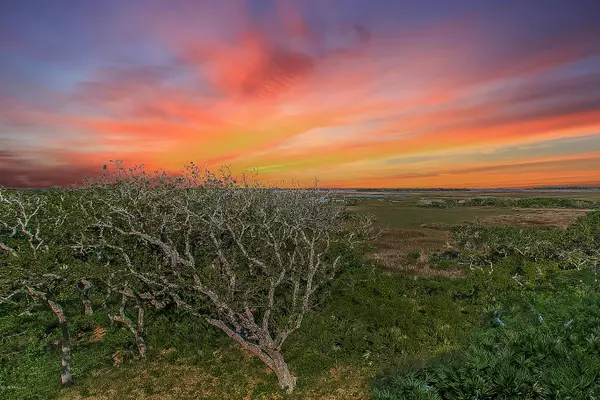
[47,300,73,387]
[26,287,74,387]
[264,348,297,393]
[110,306,146,358]
[207,318,297,392]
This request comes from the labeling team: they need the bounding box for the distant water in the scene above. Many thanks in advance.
[341,193,411,198]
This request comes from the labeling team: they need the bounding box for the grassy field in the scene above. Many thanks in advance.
[2,190,599,399]
[346,191,596,275]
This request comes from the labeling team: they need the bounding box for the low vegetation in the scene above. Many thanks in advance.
[373,285,600,399]
[1,165,599,399]
[417,196,600,209]
[373,211,600,399]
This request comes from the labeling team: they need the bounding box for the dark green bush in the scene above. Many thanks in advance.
[372,285,600,400]
[287,265,481,383]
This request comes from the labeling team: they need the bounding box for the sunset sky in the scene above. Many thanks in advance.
[1,0,600,188]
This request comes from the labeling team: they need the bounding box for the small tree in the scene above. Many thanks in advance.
[79,162,374,392]
[0,188,83,387]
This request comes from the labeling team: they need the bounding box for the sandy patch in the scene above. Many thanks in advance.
[478,208,591,229]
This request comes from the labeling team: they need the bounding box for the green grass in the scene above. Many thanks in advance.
[372,211,600,399]
[351,199,519,229]
[350,198,522,273]
[1,257,483,399]
[372,270,600,399]
[347,191,600,231]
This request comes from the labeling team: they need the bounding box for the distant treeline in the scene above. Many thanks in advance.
[349,188,472,192]
[526,186,600,191]
[347,187,600,192]
[417,197,600,209]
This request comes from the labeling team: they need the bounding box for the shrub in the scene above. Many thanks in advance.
[75,162,376,392]
[372,283,600,399]
[373,211,600,399]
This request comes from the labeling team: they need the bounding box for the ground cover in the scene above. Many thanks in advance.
[2,190,599,399]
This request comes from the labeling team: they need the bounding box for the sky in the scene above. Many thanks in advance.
[1,0,600,188]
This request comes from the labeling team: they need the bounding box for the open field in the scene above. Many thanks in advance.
[348,191,598,275]
[339,189,600,201]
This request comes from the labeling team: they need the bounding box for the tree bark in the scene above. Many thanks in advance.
[207,318,297,392]
[135,333,147,359]
[26,287,74,387]
[110,310,146,358]
[265,348,297,393]
[47,300,74,387]
[83,300,92,316]
[79,280,93,316]
[136,307,146,358]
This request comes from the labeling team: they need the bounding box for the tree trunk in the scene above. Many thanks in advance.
[58,319,74,387]
[83,299,92,315]
[110,311,146,358]
[265,348,297,393]
[47,300,74,387]
[134,333,147,359]
[26,288,74,386]
[206,319,297,392]
[135,307,147,358]
[79,280,93,315]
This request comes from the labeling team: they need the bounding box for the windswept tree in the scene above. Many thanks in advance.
[0,188,85,387]
[78,161,374,392]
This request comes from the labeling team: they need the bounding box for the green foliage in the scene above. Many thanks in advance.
[418,196,600,209]
[1,236,481,398]
[567,211,600,251]
[451,212,600,269]
[373,210,600,399]
[407,251,421,262]
[286,264,481,385]
[373,285,600,399]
